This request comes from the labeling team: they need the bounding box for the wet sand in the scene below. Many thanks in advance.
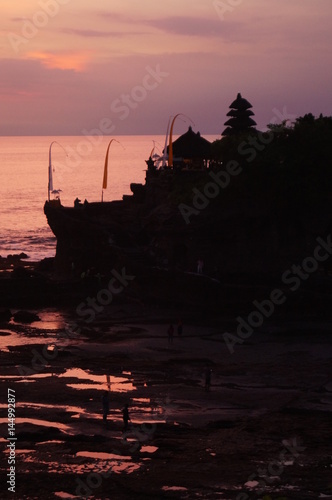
[1,306,332,499]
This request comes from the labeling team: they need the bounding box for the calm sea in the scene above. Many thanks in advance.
[0,134,219,261]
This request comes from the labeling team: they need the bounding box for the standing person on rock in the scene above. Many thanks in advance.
[197,259,204,274]
[122,403,131,432]
[168,324,174,344]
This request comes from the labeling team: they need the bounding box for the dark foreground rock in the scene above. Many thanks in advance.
[0,316,331,499]
[44,165,332,281]
[0,307,12,322]
[13,310,41,323]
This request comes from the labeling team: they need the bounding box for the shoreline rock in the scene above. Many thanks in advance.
[13,310,41,324]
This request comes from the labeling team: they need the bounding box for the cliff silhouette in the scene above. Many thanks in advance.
[43,113,332,312]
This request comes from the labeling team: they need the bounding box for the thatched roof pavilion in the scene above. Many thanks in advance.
[167,126,212,160]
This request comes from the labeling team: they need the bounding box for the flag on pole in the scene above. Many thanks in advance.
[48,163,53,193]
[168,114,194,167]
[168,114,181,167]
[48,140,67,201]
[103,139,116,190]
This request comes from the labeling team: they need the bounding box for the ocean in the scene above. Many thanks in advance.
[0,134,219,261]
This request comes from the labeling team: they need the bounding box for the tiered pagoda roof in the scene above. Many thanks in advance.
[222,93,257,136]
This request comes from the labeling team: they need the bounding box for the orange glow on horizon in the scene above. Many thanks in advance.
[27,51,92,72]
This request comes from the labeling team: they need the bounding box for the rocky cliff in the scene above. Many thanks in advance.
[44,165,332,283]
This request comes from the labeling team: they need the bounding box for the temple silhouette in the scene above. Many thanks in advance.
[222,92,257,136]
[166,126,212,169]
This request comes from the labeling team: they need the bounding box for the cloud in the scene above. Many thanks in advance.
[96,10,139,24]
[0,58,45,95]
[26,51,92,71]
[0,57,85,98]
[146,16,237,38]
[96,11,242,40]
[62,28,147,38]
[0,57,98,134]
[1,0,332,137]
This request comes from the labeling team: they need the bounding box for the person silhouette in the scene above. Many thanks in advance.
[168,324,174,344]
[197,259,204,274]
[122,403,131,432]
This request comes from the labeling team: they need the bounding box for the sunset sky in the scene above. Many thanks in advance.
[1,0,332,136]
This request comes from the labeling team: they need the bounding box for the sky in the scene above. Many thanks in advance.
[1,0,332,136]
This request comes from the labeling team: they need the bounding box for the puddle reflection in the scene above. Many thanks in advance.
[33,310,66,330]
[1,373,52,379]
[0,310,81,352]
[0,330,68,352]
[54,492,77,499]
[22,459,142,475]
[73,451,142,474]
[140,446,158,453]
[1,367,136,393]
[76,451,131,460]
[0,417,72,433]
[37,441,65,445]
[162,486,188,492]
[9,402,83,412]
[4,449,35,454]
[60,368,135,393]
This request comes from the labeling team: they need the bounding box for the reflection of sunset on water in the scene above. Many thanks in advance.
[59,367,135,392]
[0,417,72,433]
